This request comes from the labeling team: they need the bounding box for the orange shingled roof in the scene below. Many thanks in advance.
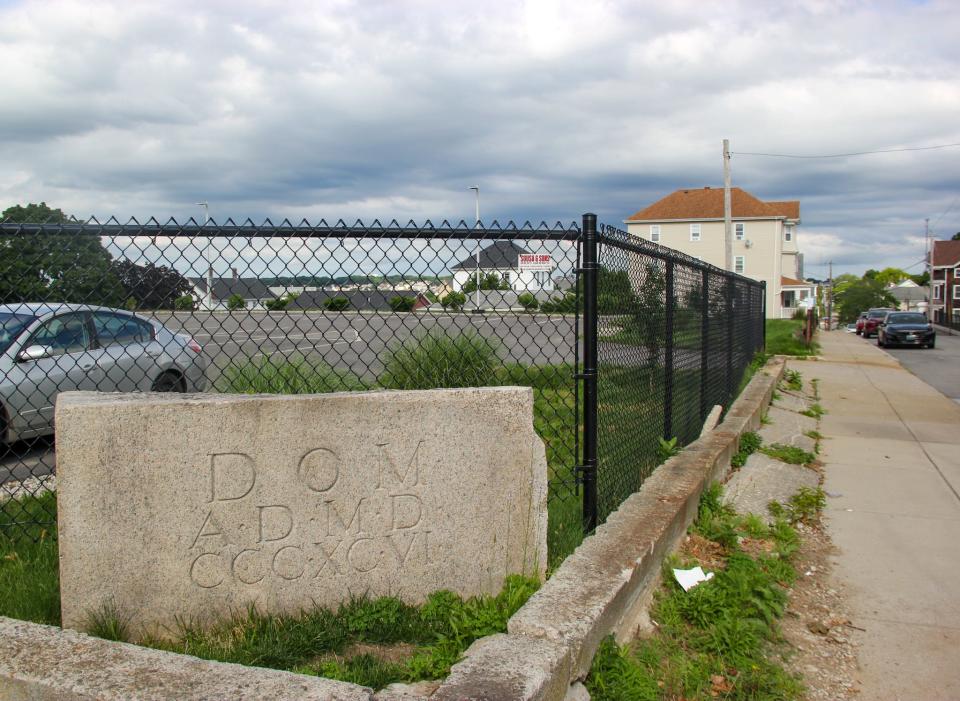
[781,276,809,287]
[626,187,799,221]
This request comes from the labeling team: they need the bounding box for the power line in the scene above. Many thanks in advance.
[732,142,960,159]
[931,193,959,230]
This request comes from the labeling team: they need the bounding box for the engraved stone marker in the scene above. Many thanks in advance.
[56,387,548,638]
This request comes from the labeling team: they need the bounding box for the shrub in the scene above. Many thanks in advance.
[540,291,577,313]
[379,331,499,390]
[174,294,195,311]
[227,293,245,310]
[264,293,298,311]
[389,296,417,312]
[440,291,466,311]
[517,292,539,312]
[323,296,349,312]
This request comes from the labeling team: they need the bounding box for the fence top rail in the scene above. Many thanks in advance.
[597,222,766,289]
[0,217,583,241]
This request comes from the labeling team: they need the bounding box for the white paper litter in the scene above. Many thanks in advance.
[673,566,715,592]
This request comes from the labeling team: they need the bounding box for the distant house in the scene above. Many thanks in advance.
[451,241,555,293]
[624,186,808,318]
[887,279,929,313]
[929,240,960,324]
[190,269,276,310]
[288,289,431,312]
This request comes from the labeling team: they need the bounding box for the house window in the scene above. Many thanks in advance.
[690,224,701,242]
[533,271,549,286]
[734,256,745,274]
[954,285,960,301]
[785,226,793,242]
[501,272,511,284]
[650,225,661,243]
[735,223,744,241]
[934,284,943,300]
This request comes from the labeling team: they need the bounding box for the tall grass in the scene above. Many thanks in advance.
[379,331,500,390]
[0,491,60,625]
[217,354,367,394]
[765,319,819,356]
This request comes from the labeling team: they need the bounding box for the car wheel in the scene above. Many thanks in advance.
[855,329,861,335]
[151,371,186,393]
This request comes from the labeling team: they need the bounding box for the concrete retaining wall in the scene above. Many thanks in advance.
[432,357,785,700]
[0,359,783,699]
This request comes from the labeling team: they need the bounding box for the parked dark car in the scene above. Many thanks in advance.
[855,311,868,335]
[861,308,895,338]
[877,312,936,349]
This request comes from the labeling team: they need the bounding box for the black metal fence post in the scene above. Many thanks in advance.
[700,269,709,422]
[761,281,767,352]
[663,260,675,440]
[580,213,599,533]
[725,277,735,405]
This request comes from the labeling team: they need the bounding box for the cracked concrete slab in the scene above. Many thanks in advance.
[758,406,818,454]
[723,453,820,519]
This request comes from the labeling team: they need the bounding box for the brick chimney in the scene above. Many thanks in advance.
[231,267,238,282]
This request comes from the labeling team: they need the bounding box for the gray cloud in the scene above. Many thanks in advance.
[1,0,958,277]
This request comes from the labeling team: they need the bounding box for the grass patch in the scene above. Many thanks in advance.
[800,403,826,419]
[760,443,816,466]
[217,354,367,393]
[768,487,826,525]
[765,320,819,357]
[0,492,60,626]
[143,574,539,688]
[379,330,499,390]
[585,484,808,700]
[731,431,761,469]
[783,369,803,391]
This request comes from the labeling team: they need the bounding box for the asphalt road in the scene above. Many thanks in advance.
[875,326,960,404]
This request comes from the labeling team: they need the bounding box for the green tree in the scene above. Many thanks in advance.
[440,291,466,311]
[389,295,417,312]
[1,202,125,306]
[462,272,510,294]
[910,271,930,286]
[833,277,897,323]
[174,294,196,311]
[323,296,349,311]
[874,267,909,286]
[517,292,539,312]
[110,259,193,310]
[951,232,960,241]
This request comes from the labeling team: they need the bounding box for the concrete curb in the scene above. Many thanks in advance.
[0,616,373,700]
[431,357,786,700]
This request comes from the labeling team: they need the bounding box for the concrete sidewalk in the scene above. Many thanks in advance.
[803,331,960,700]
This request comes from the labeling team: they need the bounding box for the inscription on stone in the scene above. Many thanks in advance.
[56,388,547,638]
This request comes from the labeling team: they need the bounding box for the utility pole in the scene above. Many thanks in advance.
[925,217,931,282]
[470,186,481,311]
[826,260,833,331]
[723,139,733,272]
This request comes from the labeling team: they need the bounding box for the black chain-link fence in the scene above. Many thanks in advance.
[590,223,765,525]
[0,214,764,564]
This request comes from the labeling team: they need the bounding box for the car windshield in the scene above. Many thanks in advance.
[0,312,36,354]
[888,313,927,325]
[868,310,889,319]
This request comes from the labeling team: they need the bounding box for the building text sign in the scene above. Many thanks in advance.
[518,253,554,272]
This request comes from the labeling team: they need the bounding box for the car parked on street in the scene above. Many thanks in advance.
[0,303,207,443]
[855,311,868,335]
[861,308,896,338]
[877,311,936,349]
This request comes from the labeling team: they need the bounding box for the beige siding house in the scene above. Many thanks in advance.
[624,186,813,318]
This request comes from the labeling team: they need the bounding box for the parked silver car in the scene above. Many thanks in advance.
[0,303,207,443]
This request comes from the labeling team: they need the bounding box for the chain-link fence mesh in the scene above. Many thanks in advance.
[0,218,585,562]
[0,215,765,564]
[593,225,765,525]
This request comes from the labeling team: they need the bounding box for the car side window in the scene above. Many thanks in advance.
[28,313,91,357]
[93,313,154,348]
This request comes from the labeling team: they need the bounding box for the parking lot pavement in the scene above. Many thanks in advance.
[868,328,960,403]
[153,310,579,383]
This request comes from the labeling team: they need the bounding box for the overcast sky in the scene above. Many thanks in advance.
[1,0,958,277]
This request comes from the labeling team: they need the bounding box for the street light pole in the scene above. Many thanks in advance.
[196,201,211,309]
[470,187,480,311]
